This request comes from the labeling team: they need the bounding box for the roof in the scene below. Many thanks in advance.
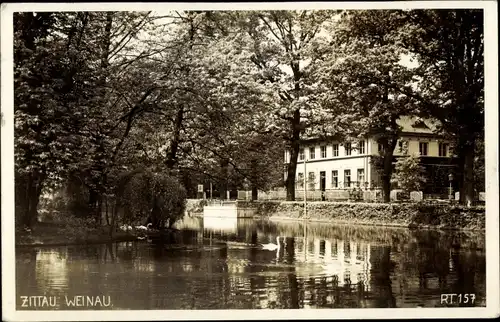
[297,116,442,145]
[397,115,442,134]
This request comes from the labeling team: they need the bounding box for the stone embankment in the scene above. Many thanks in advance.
[233,200,485,231]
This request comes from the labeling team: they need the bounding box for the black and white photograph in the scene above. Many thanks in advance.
[1,1,499,320]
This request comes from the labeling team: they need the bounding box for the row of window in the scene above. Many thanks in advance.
[299,141,449,160]
[299,141,365,161]
[379,141,449,157]
[417,142,448,156]
[297,169,365,189]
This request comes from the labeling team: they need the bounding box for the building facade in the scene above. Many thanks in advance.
[284,117,457,195]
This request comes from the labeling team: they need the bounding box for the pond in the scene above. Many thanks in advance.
[16,217,486,310]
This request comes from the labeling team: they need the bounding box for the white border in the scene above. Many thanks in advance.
[1,1,499,321]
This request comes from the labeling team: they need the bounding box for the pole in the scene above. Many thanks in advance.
[304,158,307,219]
[210,182,213,200]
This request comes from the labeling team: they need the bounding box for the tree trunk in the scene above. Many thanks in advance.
[166,105,184,169]
[460,139,476,206]
[380,137,398,203]
[105,196,110,226]
[250,159,258,201]
[88,188,99,222]
[109,199,119,237]
[16,171,45,229]
[251,186,258,201]
[286,109,301,201]
[219,159,229,200]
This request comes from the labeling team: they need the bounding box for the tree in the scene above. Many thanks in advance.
[318,10,418,202]
[111,170,187,235]
[384,9,484,205]
[140,11,285,199]
[14,11,170,227]
[391,154,427,193]
[237,10,337,201]
[14,12,101,227]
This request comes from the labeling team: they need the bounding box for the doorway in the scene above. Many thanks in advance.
[320,171,326,201]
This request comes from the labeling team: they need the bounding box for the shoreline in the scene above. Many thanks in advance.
[193,212,486,232]
[265,216,485,232]
[15,235,139,248]
[234,200,486,231]
[17,200,485,248]
[15,222,182,248]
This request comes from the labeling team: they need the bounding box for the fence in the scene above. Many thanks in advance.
[236,188,485,203]
[236,188,383,202]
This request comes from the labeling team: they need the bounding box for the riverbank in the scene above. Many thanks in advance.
[235,200,485,231]
[15,222,137,247]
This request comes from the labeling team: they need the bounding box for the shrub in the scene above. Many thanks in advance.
[116,170,187,229]
[391,153,427,193]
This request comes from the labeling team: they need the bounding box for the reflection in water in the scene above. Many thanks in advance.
[35,250,69,292]
[16,217,486,309]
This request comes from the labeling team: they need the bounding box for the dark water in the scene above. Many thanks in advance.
[16,217,486,310]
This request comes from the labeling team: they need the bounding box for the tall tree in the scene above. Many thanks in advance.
[14,12,99,227]
[395,9,484,205]
[318,10,418,202]
[14,11,164,227]
[239,10,337,200]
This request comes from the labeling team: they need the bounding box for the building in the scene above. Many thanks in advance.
[284,116,457,196]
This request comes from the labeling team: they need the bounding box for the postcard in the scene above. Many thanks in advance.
[1,1,498,320]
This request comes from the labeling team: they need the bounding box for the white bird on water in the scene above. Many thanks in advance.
[135,223,153,231]
[261,236,280,251]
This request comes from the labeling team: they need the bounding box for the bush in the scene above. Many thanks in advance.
[152,173,187,228]
[391,154,427,193]
[116,170,187,229]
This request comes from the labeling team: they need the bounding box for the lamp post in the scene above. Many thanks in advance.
[448,173,454,200]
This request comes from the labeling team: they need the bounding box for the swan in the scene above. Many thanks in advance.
[119,224,133,231]
[136,223,153,231]
[261,236,280,251]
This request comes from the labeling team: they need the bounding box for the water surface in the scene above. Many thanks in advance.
[16,217,486,309]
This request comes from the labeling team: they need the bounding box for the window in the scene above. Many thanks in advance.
[297,172,304,188]
[358,140,365,154]
[309,147,315,160]
[333,144,339,157]
[345,143,352,156]
[331,170,338,188]
[299,148,304,161]
[439,143,449,157]
[398,140,407,153]
[419,142,428,156]
[344,170,351,188]
[284,150,289,163]
[357,169,365,185]
[308,172,315,190]
[320,145,327,158]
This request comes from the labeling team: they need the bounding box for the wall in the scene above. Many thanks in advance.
[287,136,452,191]
[236,201,485,231]
[295,156,371,190]
[370,136,450,157]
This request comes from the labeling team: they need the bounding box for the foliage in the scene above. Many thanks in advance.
[473,138,485,193]
[115,170,187,229]
[13,12,162,226]
[391,154,427,193]
[390,9,484,204]
[317,10,419,202]
[13,8,484,230]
